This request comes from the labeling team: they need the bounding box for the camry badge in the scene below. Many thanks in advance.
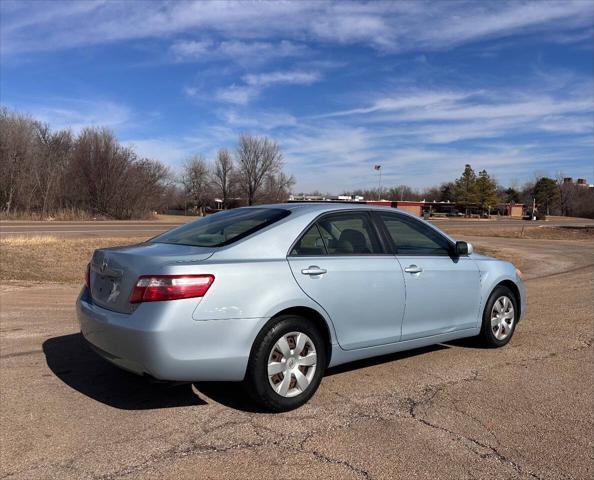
[107,280,120,303]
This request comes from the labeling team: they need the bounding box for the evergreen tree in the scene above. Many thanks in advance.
[454,164,478,205]
[439,182,455,202]
[476,169,498,211]
[533,177,560,215]
[504,187,520,203]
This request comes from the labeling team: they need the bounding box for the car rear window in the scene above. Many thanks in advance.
[151,208,290,247]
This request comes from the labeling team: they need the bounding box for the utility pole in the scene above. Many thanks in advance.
[374,165,382,200]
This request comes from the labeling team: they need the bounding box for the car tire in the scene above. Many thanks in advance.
[244,314,326,412]
[479,285,518,348]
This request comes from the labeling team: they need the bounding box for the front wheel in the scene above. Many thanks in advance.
[479,285,518,347]
[244,315,326,412]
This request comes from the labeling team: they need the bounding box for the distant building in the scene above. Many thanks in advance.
[562,177,590,188]
[289,194,365,202]
[366,200,524,218]
[290,196,524,217]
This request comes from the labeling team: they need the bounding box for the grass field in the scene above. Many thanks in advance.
[443,225,594,241]
[0,235,146,283]
[0,232,526,284]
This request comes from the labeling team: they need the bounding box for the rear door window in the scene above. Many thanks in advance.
[317,212,383,255]
[290,224,327,256]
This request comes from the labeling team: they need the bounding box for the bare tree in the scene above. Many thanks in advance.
[182,155,211,215]
[0,108,38,214]
[34,124,73,215]
[70,127,131,216]
[211,148,234,209]
[0,107,183,219]
[261,172,296,203]
[235,134,283,205]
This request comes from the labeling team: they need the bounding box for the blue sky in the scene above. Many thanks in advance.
[1,0,593,193]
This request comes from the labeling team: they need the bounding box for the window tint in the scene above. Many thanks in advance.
[379,213,451,255]
[151,208,289,247]
[290,224,326,256]
[317,212,382,255]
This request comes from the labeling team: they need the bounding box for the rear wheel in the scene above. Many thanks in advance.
[245,315,326,412]
[479,285,518,347]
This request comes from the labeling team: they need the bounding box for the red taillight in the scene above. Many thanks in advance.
[85,263,91,288]
[129,275,214,304]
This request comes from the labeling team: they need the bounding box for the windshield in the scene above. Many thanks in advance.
[151,208,290,247]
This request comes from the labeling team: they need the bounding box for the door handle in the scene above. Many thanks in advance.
[301,266,327,276]
[404,265,423,274]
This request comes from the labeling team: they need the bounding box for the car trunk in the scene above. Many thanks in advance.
[90,242,216,314]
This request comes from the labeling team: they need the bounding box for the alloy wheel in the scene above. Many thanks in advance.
[267,331,317,398]
[491,296,515,341]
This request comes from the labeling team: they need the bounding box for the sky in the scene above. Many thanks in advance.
[1,0,593,193]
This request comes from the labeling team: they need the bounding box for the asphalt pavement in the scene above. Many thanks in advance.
[1,236,592,479]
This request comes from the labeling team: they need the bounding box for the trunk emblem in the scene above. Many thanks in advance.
[100,260,108,274]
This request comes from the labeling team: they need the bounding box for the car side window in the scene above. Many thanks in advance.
[379,212,451,255]
[316,212,382,255]
[290,224,327,256]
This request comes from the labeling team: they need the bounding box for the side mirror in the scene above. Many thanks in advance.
[454,241,473,256]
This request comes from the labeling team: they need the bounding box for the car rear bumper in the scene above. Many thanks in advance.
[76,287,266,382]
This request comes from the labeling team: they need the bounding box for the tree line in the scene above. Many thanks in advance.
[2,107,591,219]
[179,134,295,215]
[0,108,294,219]
[340,164,594,218]
[0,108,174,219]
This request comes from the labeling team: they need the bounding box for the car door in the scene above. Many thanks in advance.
[376,211,481,341]
[287,211,406,350]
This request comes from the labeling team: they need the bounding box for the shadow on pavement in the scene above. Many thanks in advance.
[43,333,205,410]
[444,336,486,349]
[43,333,474,412]
[325,343,449,376]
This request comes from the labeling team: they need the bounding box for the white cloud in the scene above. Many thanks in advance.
[6,98,132,134]
[214,85,258,105]
[315,85,594,139]
[170,40,214,60]
[123,138,195,165]
[170,39,306,65]
[211,70,322,105]
[243,70,321,87]
[2,1,592,55]
[222,110,297,130]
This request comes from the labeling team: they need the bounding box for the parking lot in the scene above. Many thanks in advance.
[1,223,592,479]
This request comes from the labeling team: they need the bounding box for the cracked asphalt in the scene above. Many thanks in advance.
[1,237,592,479]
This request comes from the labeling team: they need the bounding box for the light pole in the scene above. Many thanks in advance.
[374,165,382,200]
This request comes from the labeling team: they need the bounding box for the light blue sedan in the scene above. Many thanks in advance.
[77,203,525,411]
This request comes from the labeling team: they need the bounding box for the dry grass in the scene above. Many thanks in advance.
[0,234,526,284]
[0,235,147,283]
[470,243,527,273]
[443,225,594,241]
[1,223,590,283]
[0,209,105,221]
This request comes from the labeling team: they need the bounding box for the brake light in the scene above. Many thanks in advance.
[129,275,214,303]
[85,263,91,288]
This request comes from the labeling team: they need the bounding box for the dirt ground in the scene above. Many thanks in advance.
[0,228,593,479]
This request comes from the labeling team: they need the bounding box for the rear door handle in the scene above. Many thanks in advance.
[404,265,423,274]
[301,266,327,276]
